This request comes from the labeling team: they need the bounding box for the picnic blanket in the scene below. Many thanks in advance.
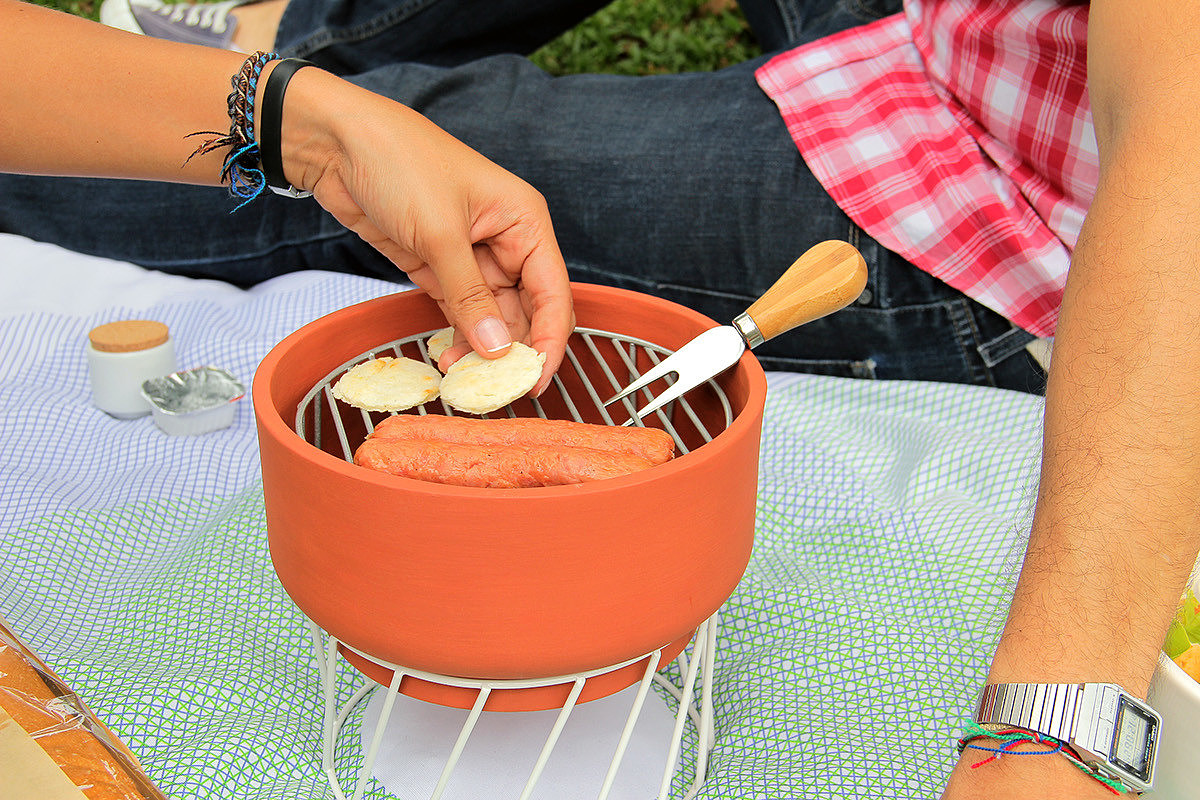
[0,232,1047,799]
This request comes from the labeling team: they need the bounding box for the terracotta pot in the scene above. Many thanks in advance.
[254,283,765,710]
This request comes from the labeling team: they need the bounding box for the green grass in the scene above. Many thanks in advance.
[531,0,762,75]
[29,0,98,18]
[35,0,762,75]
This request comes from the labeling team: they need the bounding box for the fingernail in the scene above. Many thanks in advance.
[474,317,511,353]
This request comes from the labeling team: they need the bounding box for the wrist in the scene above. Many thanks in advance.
[947,739,1134,798]
[255,60,344,195]
[985,542,1179,698]
[963,681,1161,795]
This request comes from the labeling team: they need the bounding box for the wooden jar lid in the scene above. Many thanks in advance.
[88,320,170,353]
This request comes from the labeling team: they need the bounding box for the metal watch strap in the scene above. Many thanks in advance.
[976,682,1084,741]
[976,682,1159,795]
[259,58,315,198]
[977,681,1136,764]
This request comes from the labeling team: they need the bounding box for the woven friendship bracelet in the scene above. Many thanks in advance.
[957,721,1131,795]
[186,51,280,209]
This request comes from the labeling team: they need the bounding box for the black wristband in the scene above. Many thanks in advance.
[259,58,316,196]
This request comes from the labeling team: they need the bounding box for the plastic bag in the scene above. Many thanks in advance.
[0,615,168,800]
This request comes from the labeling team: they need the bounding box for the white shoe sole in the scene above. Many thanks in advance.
[99,0,148,34]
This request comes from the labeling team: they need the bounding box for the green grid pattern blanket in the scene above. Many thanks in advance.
[0,269,1045,799]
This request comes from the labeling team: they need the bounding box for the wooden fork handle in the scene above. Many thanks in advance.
[743,240,869,343]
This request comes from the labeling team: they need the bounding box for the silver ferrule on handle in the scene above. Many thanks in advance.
[732,313,764,349]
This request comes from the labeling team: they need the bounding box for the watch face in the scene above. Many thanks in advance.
[1108,696,1159,784]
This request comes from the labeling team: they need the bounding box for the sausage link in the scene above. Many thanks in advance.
[354,438,657,488]
[369,414,675,465]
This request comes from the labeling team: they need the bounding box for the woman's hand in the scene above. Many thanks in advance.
[273,65,574,395]
[0,2,571,396]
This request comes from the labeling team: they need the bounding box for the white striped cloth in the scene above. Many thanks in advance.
[0,234,1047,799]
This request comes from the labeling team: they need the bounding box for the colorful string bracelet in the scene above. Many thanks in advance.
[186,50,280,209]
[957,721,1132,795]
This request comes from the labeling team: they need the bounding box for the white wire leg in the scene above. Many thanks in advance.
[309,621,386,800]
[355,667,406,800]
[645,613,719,800]
[428,685,491,800]
[657,616,710,800]
[689,611,719,797]
[305,613,720,800]
[597,649,664,800]
[517,677,587,800]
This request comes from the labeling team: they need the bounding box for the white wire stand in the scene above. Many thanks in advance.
[305,612,720,800]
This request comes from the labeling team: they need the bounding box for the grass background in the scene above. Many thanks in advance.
[529,0,762,75]
[34,0,764,75]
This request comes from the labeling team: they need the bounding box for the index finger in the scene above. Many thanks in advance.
[476,205,573,394]
[425,233,514,359]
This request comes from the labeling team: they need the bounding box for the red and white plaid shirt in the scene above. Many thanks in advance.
[755,0,1095,337]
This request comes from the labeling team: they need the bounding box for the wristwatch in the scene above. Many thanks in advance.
[974,682,1161,793]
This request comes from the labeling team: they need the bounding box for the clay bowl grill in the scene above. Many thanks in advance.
[254,283,766,711]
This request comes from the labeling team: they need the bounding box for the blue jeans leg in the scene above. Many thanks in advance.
[273,0,609,69]
[736,0,904,52]
[0,0,1043,392]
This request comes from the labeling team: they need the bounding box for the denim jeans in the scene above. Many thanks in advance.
[0,0,1045,392]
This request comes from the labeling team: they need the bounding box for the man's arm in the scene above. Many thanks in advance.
[943,1,1200,796]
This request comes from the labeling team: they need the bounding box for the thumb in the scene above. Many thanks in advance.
[429,238,512,358]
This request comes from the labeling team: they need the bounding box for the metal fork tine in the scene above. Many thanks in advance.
[629,371,706,421]
[609,327,744,425]
[603,354,682,407]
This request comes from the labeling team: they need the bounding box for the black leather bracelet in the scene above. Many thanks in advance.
[259,57,316,198]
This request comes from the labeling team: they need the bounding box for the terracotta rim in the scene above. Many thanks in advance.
[253,283,767,497]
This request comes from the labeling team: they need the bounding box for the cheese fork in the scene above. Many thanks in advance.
[604,240,868,422]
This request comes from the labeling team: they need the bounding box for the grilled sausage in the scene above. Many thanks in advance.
[354,437,658,488]
[368,414,675,466]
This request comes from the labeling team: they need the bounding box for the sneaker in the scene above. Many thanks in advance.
[99,0,254,50]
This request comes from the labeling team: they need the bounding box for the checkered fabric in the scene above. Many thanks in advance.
[0,263,1047,799]
[755,0,1095,337]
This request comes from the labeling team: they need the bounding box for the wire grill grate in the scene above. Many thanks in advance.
[294,327,733,464]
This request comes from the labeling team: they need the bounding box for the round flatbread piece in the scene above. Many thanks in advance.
[331,356,442,412]
[426,326,455,365]
[439,342,546,414]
